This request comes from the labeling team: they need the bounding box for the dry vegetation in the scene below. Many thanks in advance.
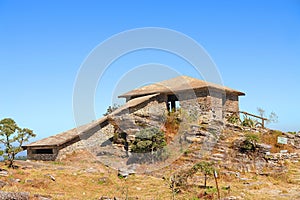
[164,111,180,144]
[1,125,299,199]
[0,147,299,200]
[260,130,295,153]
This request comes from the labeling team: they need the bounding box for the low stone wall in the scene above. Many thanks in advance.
[27,147,59,161]
[266,152,299,161]
[27,151,58,161]
[281,132,300,149]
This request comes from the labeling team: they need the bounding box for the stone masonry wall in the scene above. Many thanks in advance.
[208,90,224,121]
[56,124,115,160]
[27,147,59,161]
[179,88,226,123]
[224,93,239,113]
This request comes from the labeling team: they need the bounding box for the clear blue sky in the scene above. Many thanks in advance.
[0,0,299,142]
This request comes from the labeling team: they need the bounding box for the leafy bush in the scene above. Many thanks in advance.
[129,127,168,163]
[240,133,260,152]
[131,127,166,153]
[227,113,240,125]
[241,116,256,128]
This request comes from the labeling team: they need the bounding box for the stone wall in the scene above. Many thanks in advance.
[56,124,115,160]
[27,147,59,161]
[132,94,166,126]
[282,132,300,149]
[208,90,224,121]
[224,93,239,113]
[179,88,227,123]
[179,89,208,123]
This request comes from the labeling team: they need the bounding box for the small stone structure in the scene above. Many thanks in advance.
[23,76,245,161]
[119,76,244,120]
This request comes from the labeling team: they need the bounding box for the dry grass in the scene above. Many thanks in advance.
[1,151,172,200]
[1,158,299,200]
[260,130,294,153]
[1,134,299,200]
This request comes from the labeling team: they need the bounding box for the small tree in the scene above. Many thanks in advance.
[268,112,278,124]
[257,107,278,124]
[257,107,265,118]
[193,161,215,187]
[0,118,36,168]
[172,161,215,188]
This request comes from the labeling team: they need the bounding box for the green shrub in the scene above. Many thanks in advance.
[129,127,168,163]
[131,127,166,153]
[241,116,256,128]
[227,113,240,124]
[240,133,260,152]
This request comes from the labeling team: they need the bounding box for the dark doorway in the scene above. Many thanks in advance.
[167,94,180,112]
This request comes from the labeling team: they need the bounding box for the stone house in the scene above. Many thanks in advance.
[119,76,244,120]
[23,76,244,161]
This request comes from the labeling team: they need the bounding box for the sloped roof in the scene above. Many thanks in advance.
[110,93,160,116]
[23,116,108,147]
[23,94,159,148]
[118,76,245,98]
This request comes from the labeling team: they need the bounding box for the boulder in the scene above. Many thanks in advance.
[44,174,56,181]
[283,132,295,139]
[0,170,8,177]
[99,196,112,200]
[212,153,225,158]
[33,194,52,200]
[0,191,29,200]
[256,143,272,153]
[118,165,136,178]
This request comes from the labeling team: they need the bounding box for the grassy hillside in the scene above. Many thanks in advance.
[0,145,299,200]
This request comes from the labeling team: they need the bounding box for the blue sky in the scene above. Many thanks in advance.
[0,0,299,142]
